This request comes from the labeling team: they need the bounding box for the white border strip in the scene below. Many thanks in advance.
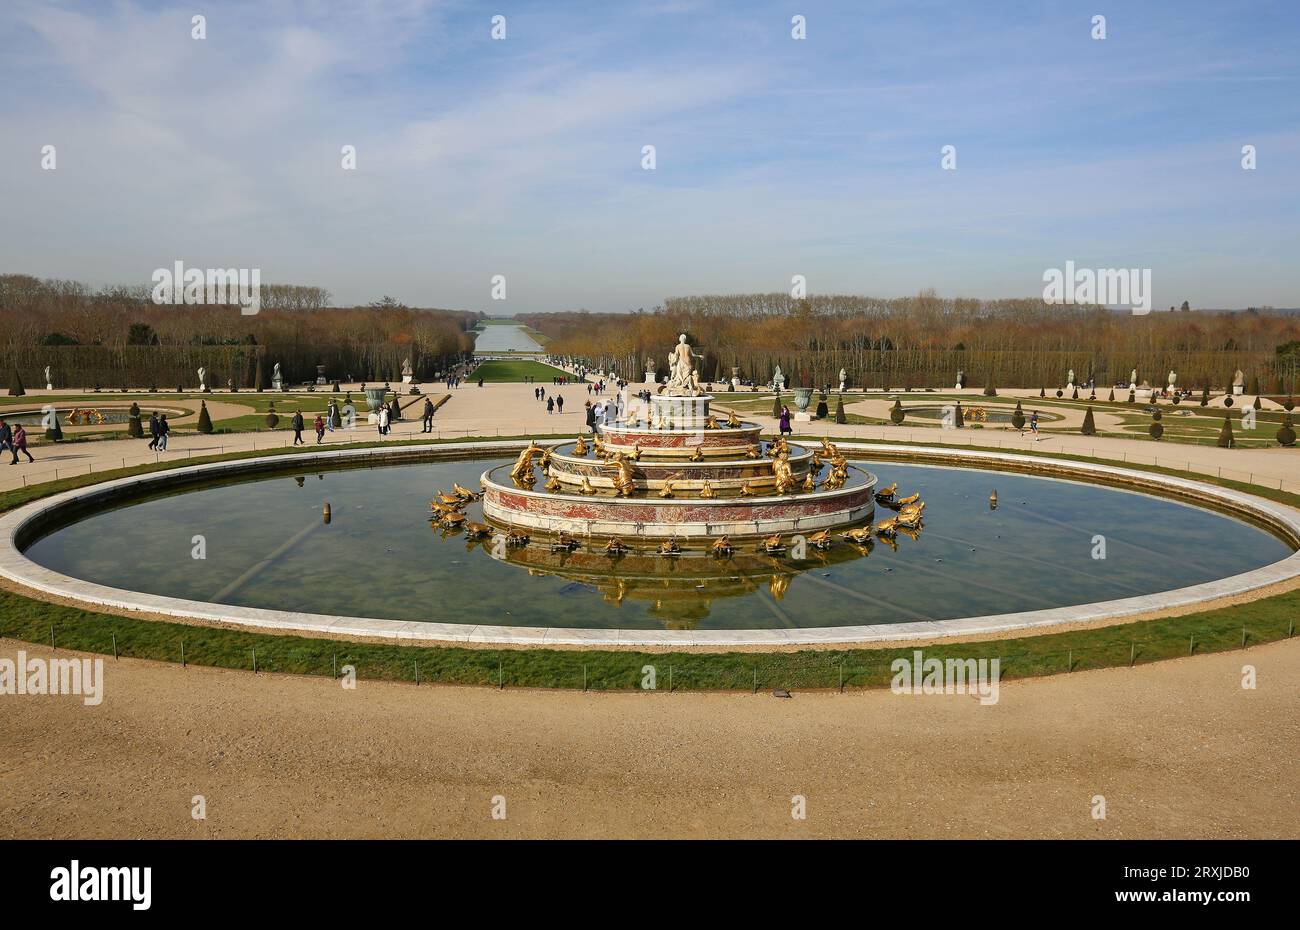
[1,440,1298,647]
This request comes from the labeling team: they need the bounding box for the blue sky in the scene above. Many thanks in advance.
[1,0,1297,312]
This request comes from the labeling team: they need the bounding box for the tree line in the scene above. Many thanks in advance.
[0,274,479,388]
[520,291,1300,393]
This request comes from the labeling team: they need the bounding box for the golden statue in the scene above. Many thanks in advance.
[802,472,817,492]
[579,476,595,495]
[464,521,492,538]
[658,538,681,555]
[544,475,561,492]
[704,414,719,429]
[440,511,466,528]
[510,440,542,481]
[739,481,758,496]
[709,536,733,555]
[604,453,638,497]
[895,491,920,506]
[726,409,740,428]
[629,443,642,460]
[874,516,898,536]
[552,532,579,551]
[689,445,704,462]
[808,529,832,549]
[874,482,897,502]
[435,491,464,507]
[746,443,761,458]
[658,480,675,499]
[453,482,478,501]
[820,437,840,457]
[771,452,796,495]
[840,526,873,545]
[573,434,588,456]
[760,534,784,553]
[538,447,554,473]
[605,536,630,555]
[699,480,715,499]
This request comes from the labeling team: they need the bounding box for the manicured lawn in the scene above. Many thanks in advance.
[472,359,571,382]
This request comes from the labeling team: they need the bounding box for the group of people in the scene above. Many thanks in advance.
[0,418,34,464]
[146,412,172,451]
[534,386,566,414]
[584,395,624,432]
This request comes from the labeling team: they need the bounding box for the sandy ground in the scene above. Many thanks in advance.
[2,636,1295,839]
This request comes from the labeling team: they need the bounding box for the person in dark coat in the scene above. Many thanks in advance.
[779,405,792,436]
[292,410,305,445]
[314,414,326,444]
[11,424,34,463]
[147,412,161,450]
[422,397,435,433]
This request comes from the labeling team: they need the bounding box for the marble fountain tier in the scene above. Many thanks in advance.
[480,391,877,539]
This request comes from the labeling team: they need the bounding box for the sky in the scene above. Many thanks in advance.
[1,0,1298,313]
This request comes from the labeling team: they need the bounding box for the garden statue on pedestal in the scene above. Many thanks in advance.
[1130,368,1138,391]
[1167,370,1177,392]
[272,362,284,391]
[839,367,847,391]
[955,369,964,390]
[644,356,657,385]
[45,365,52,391]
[1067,368,1075,391]
[197,367,207,392]
[772,365,785,391]
[1233,369,1245,396]
[401,358,414,384]
[665,334,702,396]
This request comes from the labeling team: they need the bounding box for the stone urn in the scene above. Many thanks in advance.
[363,386,389,424]
[793,387,814,412]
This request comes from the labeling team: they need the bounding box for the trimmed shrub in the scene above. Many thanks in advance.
[1217,414,1234,448]
[45,415,64,442]
[983,383,996,397]
[265,402,279,429]
[1039,387,1046,398]
[1081,406,1096,436]
[1200,386,1209,406]
[1277,414,1296,447]
[1055,389,1063,398]
[834,395,846,424]
[1071,387,1079,399]
[1011,401,1025,430]
[1224,395,1234,407]
[1128,390,1136,403]
[196,400,214,434]
[889,399,904,425]
[127,402,143,439]
[9,371,25,397]
[772,394,782,419]
[1284,395,1295,412]
[1149,410,1163,440]
[1249,374,1260,394]
[1107,388,1114,402]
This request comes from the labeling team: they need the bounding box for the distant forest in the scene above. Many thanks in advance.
[520,292,1300,393]
[0,274,479,388]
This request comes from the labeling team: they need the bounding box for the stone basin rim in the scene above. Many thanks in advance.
[0,439,1297,648]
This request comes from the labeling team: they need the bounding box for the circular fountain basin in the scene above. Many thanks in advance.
[546,441,814,491]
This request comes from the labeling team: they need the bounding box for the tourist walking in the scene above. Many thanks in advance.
[556,394,564,413]
[1030,411,1039,441]
[779,405,792,436]
[422,397,435,433]
[10,424,33,464]
[0,419,11,459]
[546,396,554,414]
[147,412,161,450]
[326,400,337,432]
[314,414,326,444]
[291,409,305,445]
[378,405,390,436]
[157,415,170,451]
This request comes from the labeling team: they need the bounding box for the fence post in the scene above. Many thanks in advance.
[498,660,503,689]
[181,640,185,668]
[1188,635,1194,656]
[1067,650,1072,672]
[839,662,844,693]
[112,633,118,660]
[753,667,757,693]
[252,647,257,673]
[669,665,674,692]
[50,625,56,651]
[1129,642,1135,666]
[332,652,337,678]
[1241,627,1247,648]
[582,664,587,692]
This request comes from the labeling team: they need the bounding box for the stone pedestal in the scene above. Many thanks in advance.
[1129,382,1137,392]
[1233,385,1244,395]
[794,411,812,422]
[46,382,53,391]
[645,370,656,385]
[401,375,412,384]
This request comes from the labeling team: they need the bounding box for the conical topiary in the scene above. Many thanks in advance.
[1200,386,1209,406]
[772,394,783,419]
[45,413,64,442]
[834,395,846,424]
[1277,413,1296,447]
[127,402,143,439]
[889,399,904,425]
[1011,401,1025,430]
[1217,413,1234,448]
[1081,406,1096,436]
[983,382,996,397]
[1249,374,1260,395]
[1107,388,1114,402]
[196,400,214,434]
[389,397,401,421]
[1071,387,1079,400]
[1039,387,1046,398]
[9,371,25,397]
